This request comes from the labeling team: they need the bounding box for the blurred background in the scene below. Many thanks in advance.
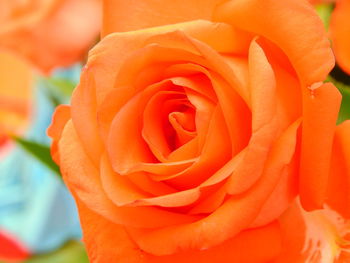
[0,0,350,262]
[0,0,101,262]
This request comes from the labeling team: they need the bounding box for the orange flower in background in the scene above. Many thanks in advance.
[0,51,33,150]
[0,231,29,262]
[330,0,350,74]
[49,0,348,262]
[0,0,101,73]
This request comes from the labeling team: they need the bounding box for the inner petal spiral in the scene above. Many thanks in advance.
[142,88,198,162]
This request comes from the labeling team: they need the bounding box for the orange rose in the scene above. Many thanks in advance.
[329,0,350,75]
[49,0,346,262]
[0,0,101,73]
[0,51,33,152]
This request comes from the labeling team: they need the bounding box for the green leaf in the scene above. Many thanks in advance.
[327,76,350,124]
[12,136,60,176]
[24,241,89,263]
[49,78,75,97]
[38,76,76,107]
[41,77,76,97]
[315,3,334,30]
[337,85,350,124]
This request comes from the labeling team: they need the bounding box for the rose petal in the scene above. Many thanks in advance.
[166,64,250,151]
[47,104,71,164]
[326,120,350,218]
[213,0,334,86]
[100,153,150,206]
[126,171,177,197]
[256,38,302,128]
[226,39,278,194]
[107,80,196,175]
[299,82,341,210]
[102,0,223,35]
[188,184,227,214]
[274,202,309,263]
[59,121,201,228]
[101,152,202,208]
[142,91,189,161]
[71,71,104,166]
[126,118,299,255]
[153,106,231,188]
[249,152,298,228]
[79,197,281,263]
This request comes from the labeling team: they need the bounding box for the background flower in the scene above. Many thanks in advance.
[0,231,29,262]
[0,51,33,151]
[0,0,102,73]
[0,64,83,262]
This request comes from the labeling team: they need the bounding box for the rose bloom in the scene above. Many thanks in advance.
[49,0,350,262]
[0,51,33,153]
[0,0,101,73]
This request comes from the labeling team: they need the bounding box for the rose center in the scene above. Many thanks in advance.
[165,103,196,151]
[142,86,198,160]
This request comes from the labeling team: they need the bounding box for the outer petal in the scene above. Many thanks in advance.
[326,120,350,218]
[226,39,278,194]
[250,154,298,228]
[59,121,200,228]
[273,202,307,263]
[299,83,341,210]
[330,0,350,74]
[102,0,224,36]
[47,104,71,164]
[78,198,282,263]
[213,0,334,86]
